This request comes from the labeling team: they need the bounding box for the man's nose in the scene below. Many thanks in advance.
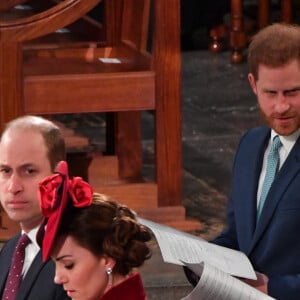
[7,173,23,194]
[274,95,290,113]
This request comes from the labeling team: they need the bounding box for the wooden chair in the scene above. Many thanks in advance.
[209,0,293,63]
[0,0,200,240]
[0,0,27,11]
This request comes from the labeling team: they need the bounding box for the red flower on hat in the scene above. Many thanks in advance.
[69,177,93,208]
[39,173,64,217]
[39,174,93,217]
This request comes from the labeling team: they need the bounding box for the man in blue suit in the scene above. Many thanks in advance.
[185,23,300,299]
[0,115,70,299]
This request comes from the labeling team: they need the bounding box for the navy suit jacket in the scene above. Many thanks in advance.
[213,126,300,300]
[0,234,70,300]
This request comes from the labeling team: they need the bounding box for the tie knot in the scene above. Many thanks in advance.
[16,234,31,251]
[271,135,282,152]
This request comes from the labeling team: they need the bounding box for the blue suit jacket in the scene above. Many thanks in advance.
[0,234,70,300]
[213,126,300,300]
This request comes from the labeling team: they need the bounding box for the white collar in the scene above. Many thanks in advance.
[271,129,300,153]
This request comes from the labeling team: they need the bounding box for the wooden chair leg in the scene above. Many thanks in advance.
[0,42,24,239]
[281,0,293,23]
[229,0,247,63]
[258,0,270,28]
[115,111,142,180]
[153,0,182,207]
[0,42,23,132]
[209,0,294,64]
[258,0,292,28]
[104,111,142,180]
[105,112,115,155]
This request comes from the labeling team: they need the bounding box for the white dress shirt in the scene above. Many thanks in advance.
[22,226,41,277]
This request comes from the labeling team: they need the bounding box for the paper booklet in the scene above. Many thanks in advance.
[138,218,275,300]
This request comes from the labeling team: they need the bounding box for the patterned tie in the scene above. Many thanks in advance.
[2,234,31,300]
[257,135,282,220]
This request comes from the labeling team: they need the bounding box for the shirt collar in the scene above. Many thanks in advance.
[22,226,40,249]
[271,128,300,153]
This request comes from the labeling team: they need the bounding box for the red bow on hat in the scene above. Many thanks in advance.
[39,161,93,261]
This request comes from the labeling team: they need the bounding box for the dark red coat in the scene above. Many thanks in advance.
[101,273,147,300]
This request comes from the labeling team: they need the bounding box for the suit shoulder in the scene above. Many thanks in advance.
[0,234,20,253]
[239,126,269,143]
[242,126,269,137]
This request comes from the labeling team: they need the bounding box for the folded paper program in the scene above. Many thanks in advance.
[139,218,275,300]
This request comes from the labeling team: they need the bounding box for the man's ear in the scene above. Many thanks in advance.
[248,73,257,95]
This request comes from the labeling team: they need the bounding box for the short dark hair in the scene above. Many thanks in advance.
[2,115,66,171]
[248,23,300,81]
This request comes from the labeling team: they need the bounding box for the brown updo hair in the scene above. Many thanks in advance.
[56,193,152,275]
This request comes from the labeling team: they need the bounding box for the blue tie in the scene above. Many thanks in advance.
[257,135,282,220]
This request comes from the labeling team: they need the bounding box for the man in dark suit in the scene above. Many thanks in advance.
[185,23,300,300]
[0,115,70,299]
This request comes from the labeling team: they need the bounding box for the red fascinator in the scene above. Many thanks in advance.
[39,161,93,261]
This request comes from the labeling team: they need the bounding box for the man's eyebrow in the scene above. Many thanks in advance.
[0,164,9,169]
[262,87,300,93]
[16,163,38,170]
[20,163,36,168]
[283,87,300,93]
[0,163,35,170]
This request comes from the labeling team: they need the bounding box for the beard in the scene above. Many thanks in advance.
[259,108,300,136]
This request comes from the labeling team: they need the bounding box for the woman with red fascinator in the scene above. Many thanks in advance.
[38,161,152,300]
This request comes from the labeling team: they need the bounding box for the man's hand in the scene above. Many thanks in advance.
[241,271,269,294]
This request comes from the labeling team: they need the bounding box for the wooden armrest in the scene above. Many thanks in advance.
[0,0,101,42]
[0,0,27,11]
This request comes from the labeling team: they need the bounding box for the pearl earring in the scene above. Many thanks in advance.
[106,267,113,289]
[106,267,112,275]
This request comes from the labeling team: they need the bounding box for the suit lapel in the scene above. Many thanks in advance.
[250,136,300,252]
[235,128,270,254]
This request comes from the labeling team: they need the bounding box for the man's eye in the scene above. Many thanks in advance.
[265,91,276,95]
[26,168,36,174]
[0,168,10,174]
[285,90,300,97]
